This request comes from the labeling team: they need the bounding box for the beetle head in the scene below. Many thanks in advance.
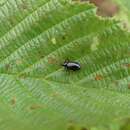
[62,62,68,66]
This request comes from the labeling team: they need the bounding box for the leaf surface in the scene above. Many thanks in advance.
[0,0,130,130]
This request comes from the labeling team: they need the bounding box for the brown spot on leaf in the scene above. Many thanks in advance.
[5,64,11,71]
[95,74,103,80]
[97,1,119,17]
[121,63,130,69]
[30,104,43,110]
[86,0,119,17]
[51,92,60,97]
[123,22,129,29]
[128,84,130,89]
[125,64,130,68]
[48,57,57,64]
[11,97,16,105]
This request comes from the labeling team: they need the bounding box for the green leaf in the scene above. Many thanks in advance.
[0,0,130,130]
[113,0,130,30]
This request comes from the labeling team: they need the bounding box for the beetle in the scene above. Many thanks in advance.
[62,60,81,71]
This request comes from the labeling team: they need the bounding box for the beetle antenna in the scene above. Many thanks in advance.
[65,58,69,63]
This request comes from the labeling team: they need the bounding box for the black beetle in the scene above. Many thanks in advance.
[62,60,81,71]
